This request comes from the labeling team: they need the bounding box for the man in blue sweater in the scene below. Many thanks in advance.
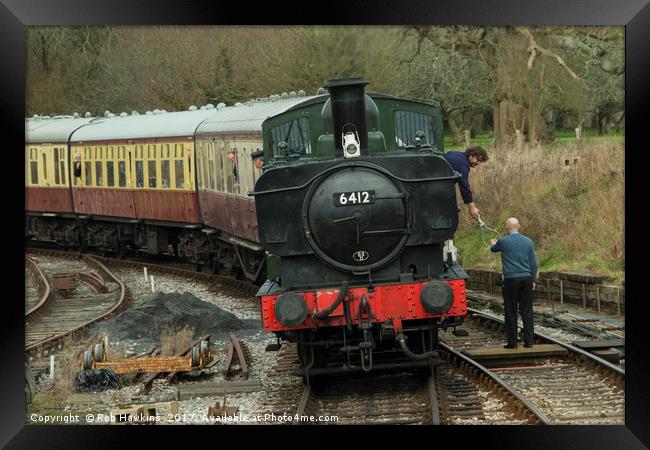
[444,146,489,221]
[490,217,538,348]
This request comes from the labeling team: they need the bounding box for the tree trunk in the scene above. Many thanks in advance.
[497,100,525,147]
[493,102,501,146]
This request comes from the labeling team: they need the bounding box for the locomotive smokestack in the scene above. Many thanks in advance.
[324,78,370,158]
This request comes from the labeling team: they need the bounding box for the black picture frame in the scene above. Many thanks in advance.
[3,0,648,447]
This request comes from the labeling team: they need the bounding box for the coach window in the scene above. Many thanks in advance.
[59,149,66,185]
[30,148,38,185]
[53,148,61,185]
[135,145,144,188]
[118,160,126,187]
[208,143,215,190]
[95,157,103,187]
[394,111,435,149]
[84,160,92,186]
[174,157,184,189]
[201,145,206,189]
[203,142,209,189]
[217,148,224,191]
[117,146,126,187]
[107,159,115,187]
[196,143,203,188]
[147,145,157,188]
[186,145,192,181]
[41,153,48,184]
[161,159,170,188]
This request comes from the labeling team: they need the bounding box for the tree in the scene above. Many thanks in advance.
[404,26,624,145]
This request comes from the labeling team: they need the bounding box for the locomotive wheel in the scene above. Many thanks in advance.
[191,346,202,367]
[83,350,94,370]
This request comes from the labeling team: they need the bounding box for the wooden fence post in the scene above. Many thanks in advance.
[515,129,523,151]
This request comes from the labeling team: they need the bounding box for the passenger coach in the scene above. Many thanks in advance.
[25,92,316,280]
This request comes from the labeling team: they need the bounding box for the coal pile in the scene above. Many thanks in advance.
[91,292,257,344]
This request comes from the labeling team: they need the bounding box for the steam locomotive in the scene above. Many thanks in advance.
[253,79,468,382]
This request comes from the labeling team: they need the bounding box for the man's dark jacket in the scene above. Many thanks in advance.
[444,150,473,204]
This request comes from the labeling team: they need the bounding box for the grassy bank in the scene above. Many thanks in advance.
[450,135,624,283]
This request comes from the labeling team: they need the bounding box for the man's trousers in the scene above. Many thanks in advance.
[502,276,534,346]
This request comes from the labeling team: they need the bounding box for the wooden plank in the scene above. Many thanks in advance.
[591,349,623,364]
[462,344,567,360]
[176,380,262,401]
[556,272,606,284]
[572,339,625,350]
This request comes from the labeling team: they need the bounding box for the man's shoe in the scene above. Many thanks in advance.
[524,343,534,348]
[503,344,517,349]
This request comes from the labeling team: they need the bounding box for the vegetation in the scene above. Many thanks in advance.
[27,26,624,144]
[454,136,624,283]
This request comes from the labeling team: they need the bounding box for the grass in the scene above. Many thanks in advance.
[26,336,84,417]
[452,135,624,283]
[443,130,624,153]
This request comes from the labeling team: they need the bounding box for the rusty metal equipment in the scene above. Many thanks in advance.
[141,334,211,394]
[82,338,212,374]
[223,333,250,380]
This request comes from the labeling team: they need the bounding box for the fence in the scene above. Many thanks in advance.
[465,268,624,315]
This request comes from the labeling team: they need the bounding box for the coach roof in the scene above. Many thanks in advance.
[68,109,219,142]
[195,96,318,135]
[25,117,97,144]
[25,96,320,144]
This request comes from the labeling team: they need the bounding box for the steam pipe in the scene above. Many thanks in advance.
[396,332,439,360]
[313,281,349,320]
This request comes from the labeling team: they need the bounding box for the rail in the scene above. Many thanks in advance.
[25,252,129,354]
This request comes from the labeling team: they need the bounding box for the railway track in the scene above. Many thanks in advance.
[440,308,625,424]
[26,247,258,298]
[25,247,259,354]
[25,246,623,425]
[25,252,129,355]
[262,342,548,425]
[25,255,48,315]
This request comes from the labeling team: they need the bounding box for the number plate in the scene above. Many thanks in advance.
[333,190,376,207]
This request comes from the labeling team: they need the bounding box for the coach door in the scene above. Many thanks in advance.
[223,139,243,237]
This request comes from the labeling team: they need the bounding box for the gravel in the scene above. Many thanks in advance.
[29,257,625,425]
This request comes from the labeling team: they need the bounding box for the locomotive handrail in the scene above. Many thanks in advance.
[250,160,460,196]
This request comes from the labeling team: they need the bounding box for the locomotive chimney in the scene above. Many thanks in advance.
[324,78,370,158]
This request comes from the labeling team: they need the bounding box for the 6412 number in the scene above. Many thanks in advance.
[333,190,376,207]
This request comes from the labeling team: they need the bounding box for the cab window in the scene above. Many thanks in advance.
[394,111,435,149]
[270,117,311,157]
